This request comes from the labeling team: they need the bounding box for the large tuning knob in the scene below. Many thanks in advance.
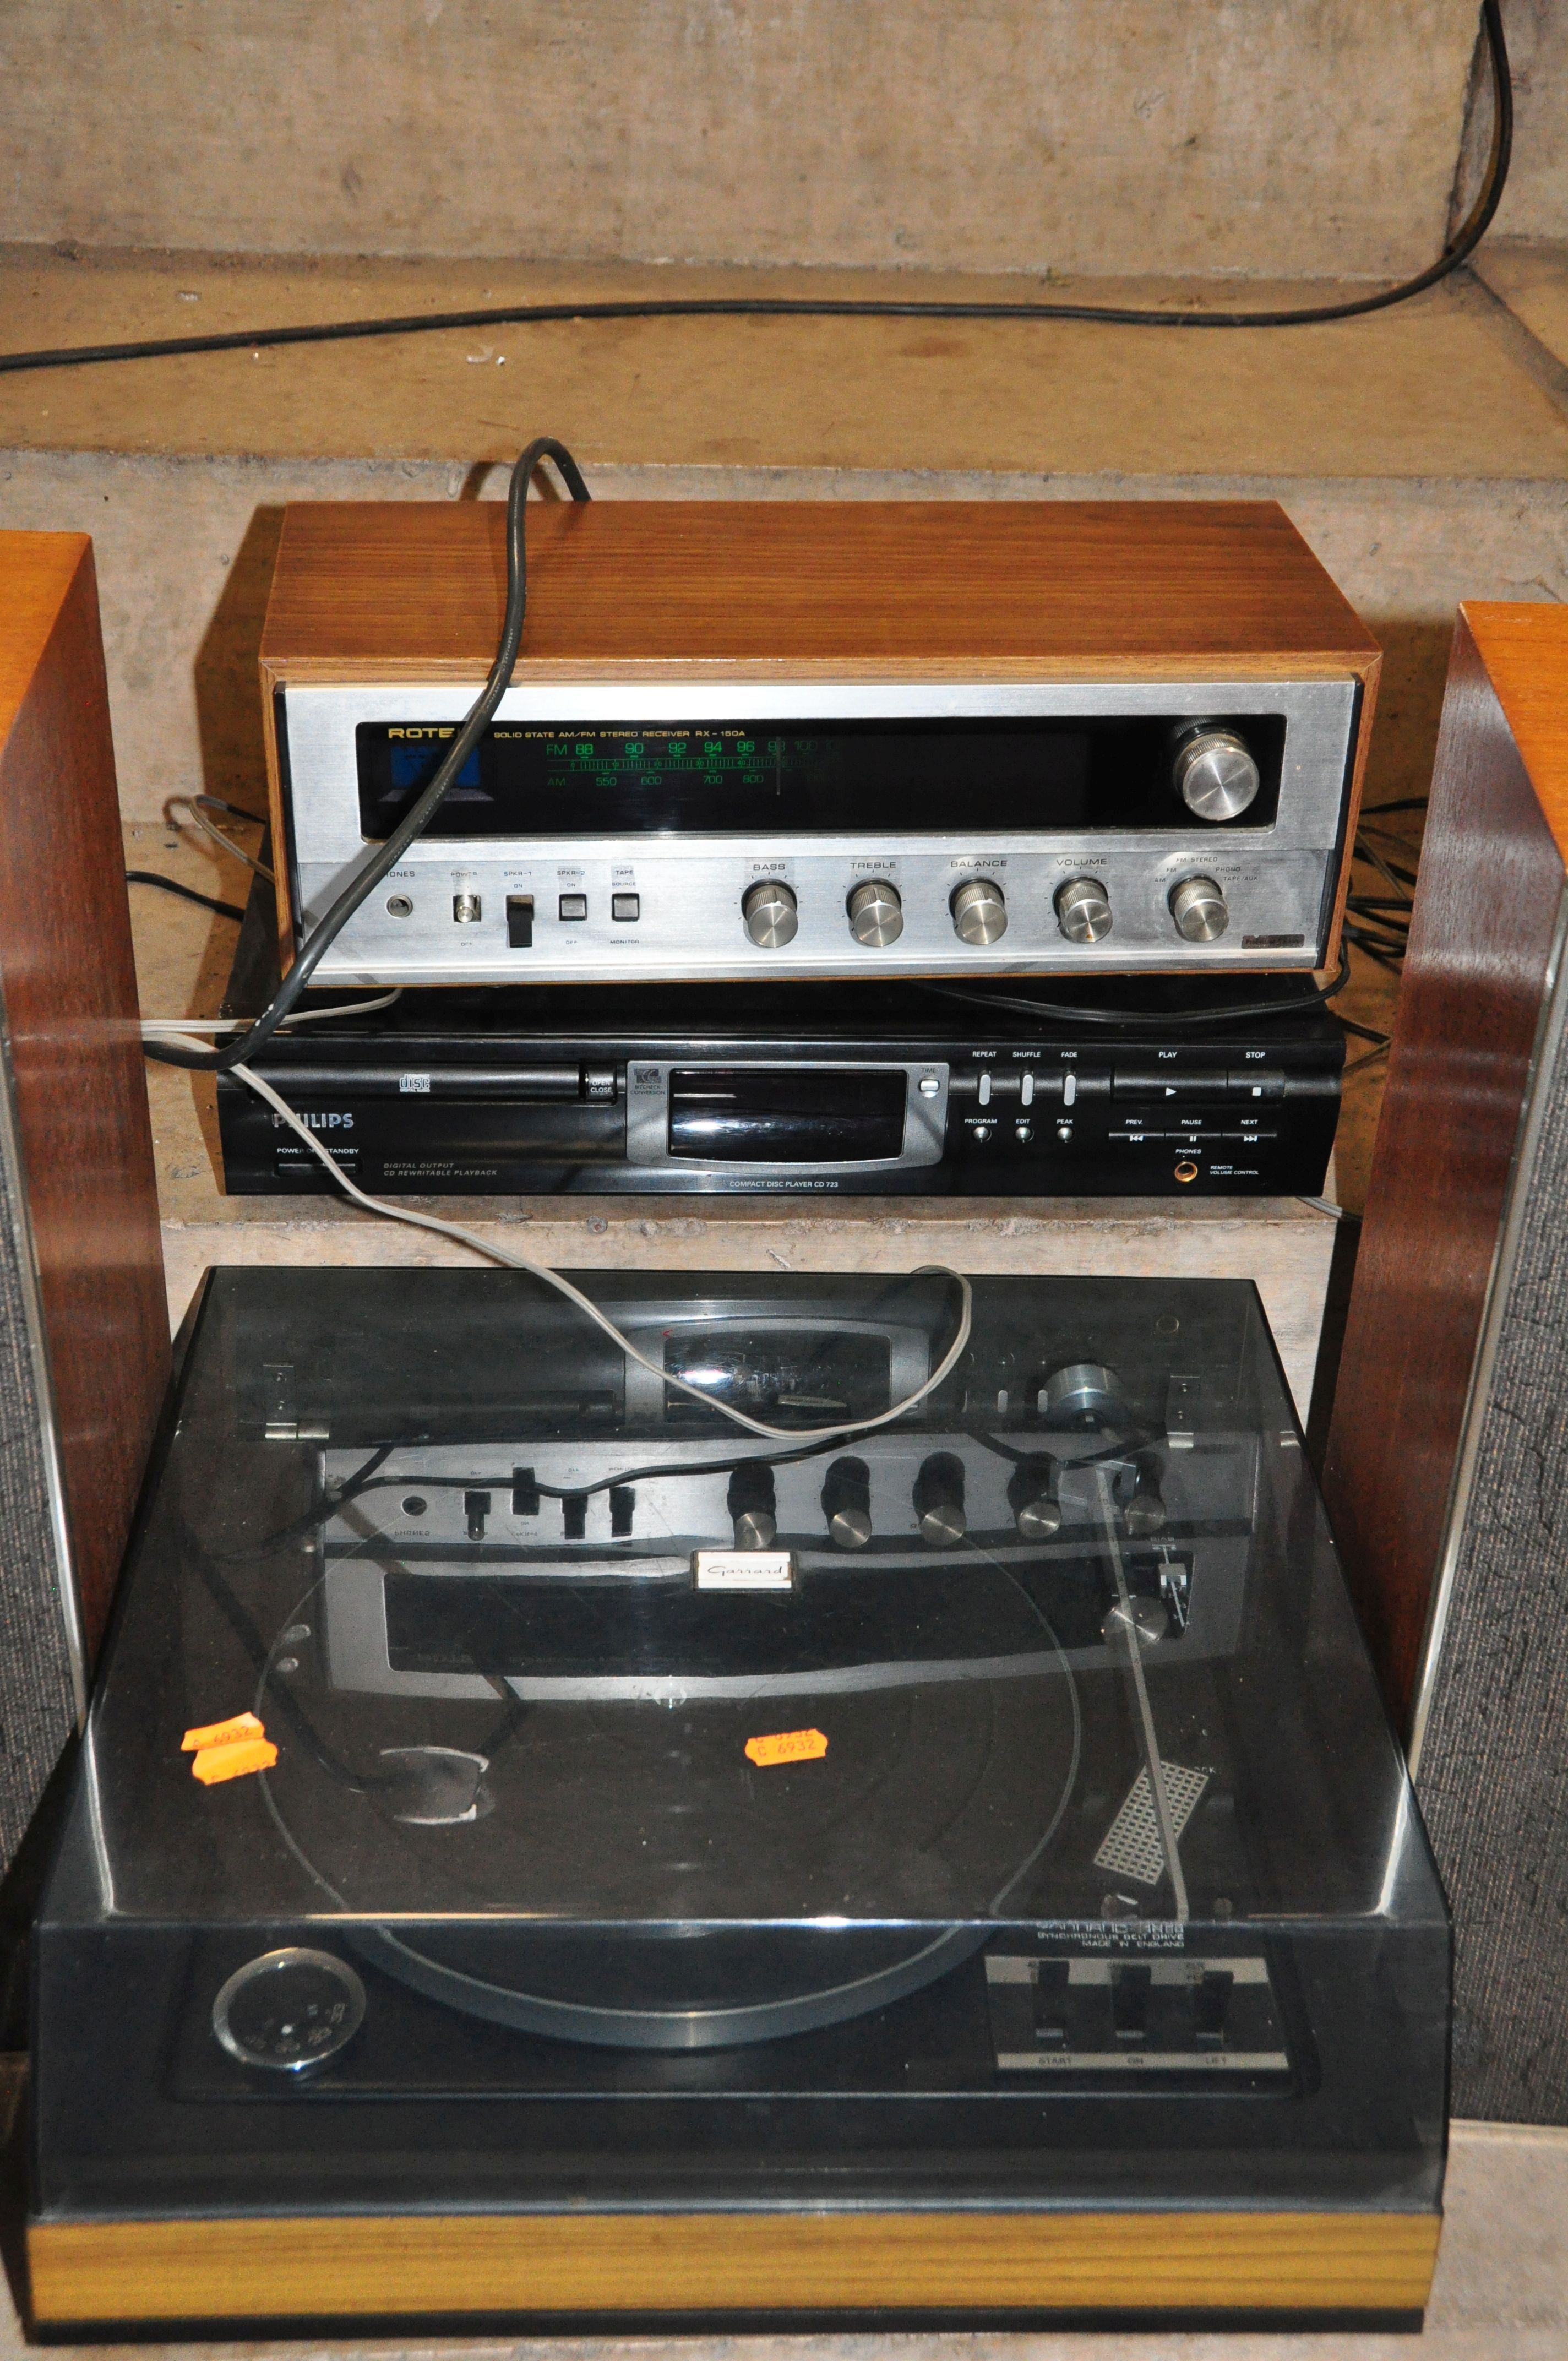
[1173,728,1260,823]
[821,1456,873,1549]
[743,879,798,948]
[848,879,903,947]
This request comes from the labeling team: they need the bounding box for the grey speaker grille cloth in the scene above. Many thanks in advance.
[1417,978,1568,2124]
[0,1105,76,1872]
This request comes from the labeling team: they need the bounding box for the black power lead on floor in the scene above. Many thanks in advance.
[0,2,1511,379]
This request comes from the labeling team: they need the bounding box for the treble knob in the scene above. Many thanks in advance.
[1173,727,1260,823]
[913,1452,967,1548]
[950,878,1008,946]
[821,1456,873,1550]
[1055,877,1112,944]
[743,879,798,948]
[1008,1454,1062,1540]
[727,1464,777,1551]
[847,879,903,947]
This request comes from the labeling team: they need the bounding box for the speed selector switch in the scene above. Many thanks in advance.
[1173,727,1260,822]
[950,878,1008,945]
[821,1456,873,1550]
[1055,877,1112,944]
[847,879,903,947]
[727,1463,777,1551]
[742,879,798,948]
[1008,1454,1062,1540]
[1169,874,1229,942]
[913,1452,967,1547]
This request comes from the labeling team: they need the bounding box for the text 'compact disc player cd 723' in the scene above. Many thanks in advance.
[30,1267,1447,2335]
[260,501,1379,988]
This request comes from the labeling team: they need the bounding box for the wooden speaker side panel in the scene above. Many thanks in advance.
[0,540,169,1657]
[1322,611,1566,1728]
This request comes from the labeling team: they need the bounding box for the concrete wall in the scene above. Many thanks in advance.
[0,2,1490,279]
[1494,1,1568,240]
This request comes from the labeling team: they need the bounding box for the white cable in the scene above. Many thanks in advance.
[176,1035,972,1448]
[169,795,275,882]
[140,989,403,1038]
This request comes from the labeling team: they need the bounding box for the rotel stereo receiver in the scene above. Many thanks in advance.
[216,963,1343,1201]
[259,502,1379,991]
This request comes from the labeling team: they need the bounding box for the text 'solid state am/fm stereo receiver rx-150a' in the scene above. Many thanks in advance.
[259,500,1379,992]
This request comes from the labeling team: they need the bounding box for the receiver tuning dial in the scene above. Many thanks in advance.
[1173,728,1260,823]
[743,879,798,948]
[847,879,903,947]
[950,879,1008,946]
[1055,877,1113,944]
[1169,874,1229,943]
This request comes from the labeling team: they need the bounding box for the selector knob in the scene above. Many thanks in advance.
[1055,877,1113,944]
[951,879,1008,946]
[913,1452,967,1548]
[1173,728,1260,823]
[847,879,903,947]
[1169,874,1229,943]
[821,1456,873,1550]
[743,879,798,948]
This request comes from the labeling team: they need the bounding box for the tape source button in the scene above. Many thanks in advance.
[612,893,641,923]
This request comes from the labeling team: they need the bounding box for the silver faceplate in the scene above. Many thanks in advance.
[279,678,1357,984]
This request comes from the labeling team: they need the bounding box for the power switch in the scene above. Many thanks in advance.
[507,895,535,949]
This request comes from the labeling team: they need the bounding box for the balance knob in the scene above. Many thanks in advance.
[847,879,903,947]
[821,1456,873,1550]
[1055,877,1112,944]
[950,879,1007,945]
[913,1452,967,1548]
[743,879,798,948]
[1008,1454,1062,1541]
[1173,728,1260,823]
[1169,874,1229,943]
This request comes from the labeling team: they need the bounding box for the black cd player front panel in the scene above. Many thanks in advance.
[215,978,1343,1199]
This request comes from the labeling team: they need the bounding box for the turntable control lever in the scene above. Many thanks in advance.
[1169,874,1229,943]
[743,879,798,948]
[1173,728,1260,822]
[1111,1962,1153,2042]
[464,1490,491,1542]
[1114,1455,1168,1536]
[913,1451,967,1548]
[1192,1968,1234,2046]
[1033,1958,1070,2046]
[1009,1454,1062,1540]
[847,879,903,947]
[562,1494,588,1541]
[821,1456,873,1549]
[1055,877,1113,945]
[951,878,1008,946]
[609,1486,636,1539]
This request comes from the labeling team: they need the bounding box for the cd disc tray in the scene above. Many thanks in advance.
[28,1268,1449,2331]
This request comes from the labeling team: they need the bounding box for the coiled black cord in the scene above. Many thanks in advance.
[143,435,589,1072]
[0,4,1511,380]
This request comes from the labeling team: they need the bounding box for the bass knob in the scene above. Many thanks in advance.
[743,879,798,948]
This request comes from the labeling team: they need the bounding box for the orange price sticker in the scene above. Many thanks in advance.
[182,1711,266,1753]
[744,1727,829,1769]
[190,1737,278,1786]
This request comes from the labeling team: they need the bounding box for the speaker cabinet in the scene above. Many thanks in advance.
[0,531,167,1869]
[1323,600,1568,2122]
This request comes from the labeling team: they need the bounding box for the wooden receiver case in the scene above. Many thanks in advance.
[259,500,1378,991]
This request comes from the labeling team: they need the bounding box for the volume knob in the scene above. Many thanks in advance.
[1169,874,1229,942]
[847,879,903,947]
[742,879,798,948]
[951,879,1007,946]
[1174,729,1260,823]
[1055,877,1112,944]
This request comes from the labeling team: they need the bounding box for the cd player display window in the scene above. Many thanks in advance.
[668,1067,907,1161]
[355,716,1285,841]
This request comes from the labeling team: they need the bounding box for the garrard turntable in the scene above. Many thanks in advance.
[29,1267,1449,2335]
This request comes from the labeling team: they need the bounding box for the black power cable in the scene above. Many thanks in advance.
[126,870,247,922]
[143,435,589,1073]
[0,4,1510,380]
